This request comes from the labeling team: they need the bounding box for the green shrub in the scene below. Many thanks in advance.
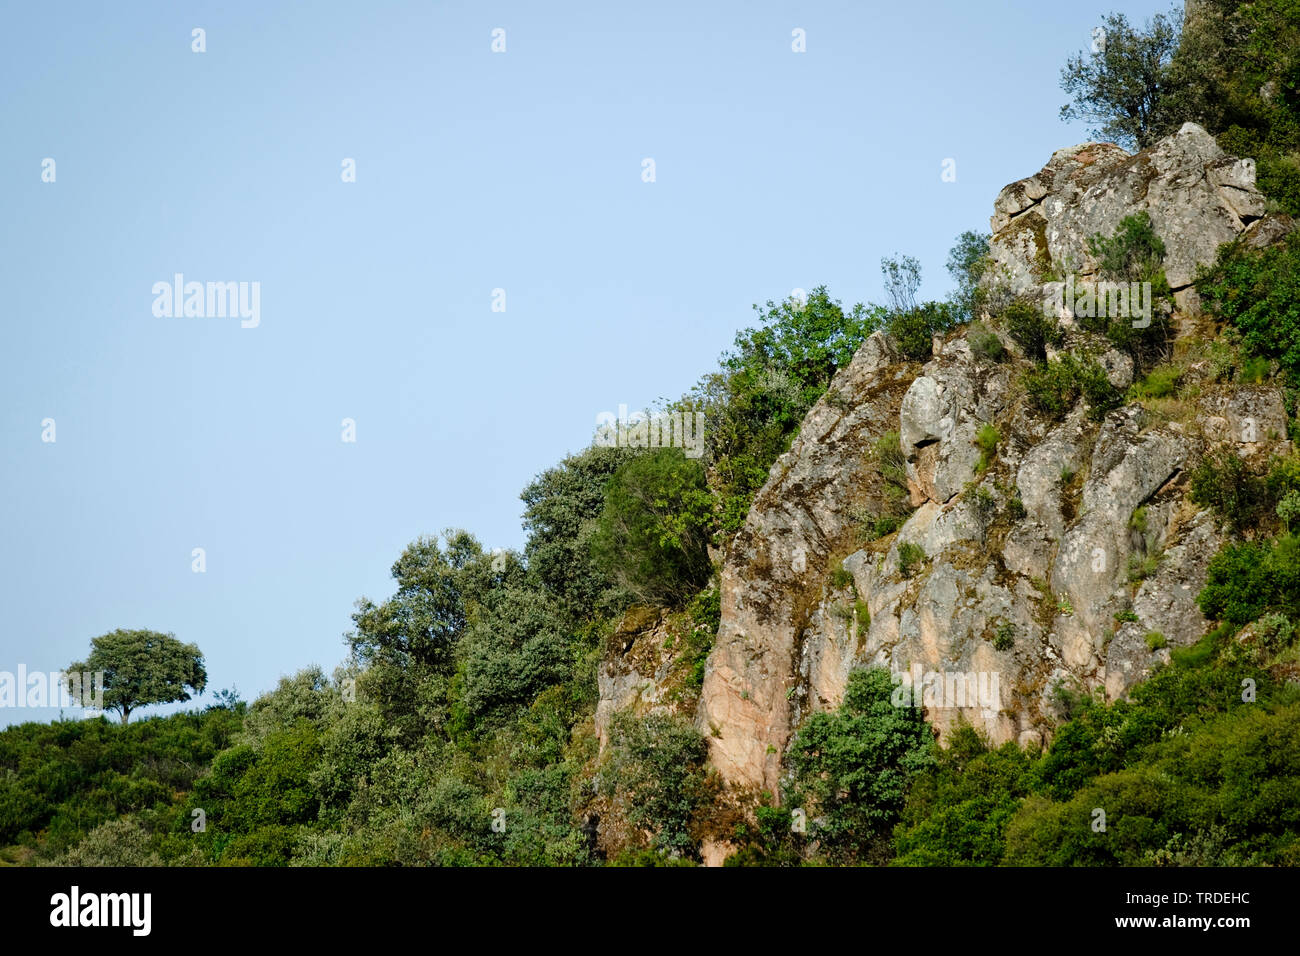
[867,430,913,531]
[689,285,882,534]
[869,514,904,539]
[1279,490,1300,532]
[1078,212,1174,363]
[829,562,853,590]
[1087,211,1166,283]
[892,729,1035,866]
[1252,613,1296,658]
[1129,364,1182,400]
[788,668,935,862]
[1257,152,1300,217]
[57,817,163,867]
[992,621,1016,652]
[1003,299,1063,362]
[1128,553,1162,583]
[1190,449,1273,534]
[1199,533,1300,626]
[897,542,927,579]
[967,323,1006,363]
[590,448,714,607]
[855,600,871,630]
[1129,505,1148,534]
[604,713,709,858]
[687,586,721,633]
[520,446,634,621]
[1239,355,1271,384]
[974,424,1000,473]
[1144,631,1168,651]
[1023,354,1119,421]
[874,431,909,492]
[1199,233,1300,378]
[947,231,992,324]
[889,301,956,361]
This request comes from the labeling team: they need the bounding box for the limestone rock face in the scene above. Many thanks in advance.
[901,338,1012,506]
[1050,407,1190,671]
[988,123,1268,297]
[671,124,1298,803]
[695,332,912,794]
[693,356,1289,796]
[594,606,699,749]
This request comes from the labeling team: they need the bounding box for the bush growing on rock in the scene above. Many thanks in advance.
[687,285,881,534]
[897,542,927,579]
[1198,533,1300,626]
[788,668,935,863]
[1022,353,1119,421]
[1083,212,1174,365]
[590,448,713,608]
[946,230,993,324]
[1190,449,1275,534]
[880,254,959,361]
[1002,298,1063,362]
[974,423,1000,473]
[967,322,1006,363]
[602,712,709,859]
[889,301,956,362]
[1199,233,1300,379]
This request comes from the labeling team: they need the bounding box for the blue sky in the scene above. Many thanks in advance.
[0,0,1173,724]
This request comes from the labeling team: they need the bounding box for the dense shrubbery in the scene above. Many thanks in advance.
[589,449,713,607]
[520,445,632,621]
[689,285,881,534]
[602,712,710,858]
[1003,298,1063,362]
[1191,450,1300,535]
[891,619,1300,866]
[0,705,243,862]
[1168,0,1300,215]
[892,725,1035,865]
[1199,534,1300,626]
[1022,353,1119,420]
[1198,233,1300,378]
[786,668,935,863]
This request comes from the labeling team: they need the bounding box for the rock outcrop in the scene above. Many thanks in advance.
[684,123,1295,799]
[988,123,1271,312]
[695,332,913,794]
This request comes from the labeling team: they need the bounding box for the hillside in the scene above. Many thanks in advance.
[3,0,1299,868]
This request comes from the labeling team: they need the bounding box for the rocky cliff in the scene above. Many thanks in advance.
[686,122,1294,798]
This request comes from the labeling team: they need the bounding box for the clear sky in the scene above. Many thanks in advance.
[0,0,1173,725]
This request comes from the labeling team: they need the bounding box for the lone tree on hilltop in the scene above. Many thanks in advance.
[65,628,207,724]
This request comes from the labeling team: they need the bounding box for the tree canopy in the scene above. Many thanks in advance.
[65,629,207,725]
